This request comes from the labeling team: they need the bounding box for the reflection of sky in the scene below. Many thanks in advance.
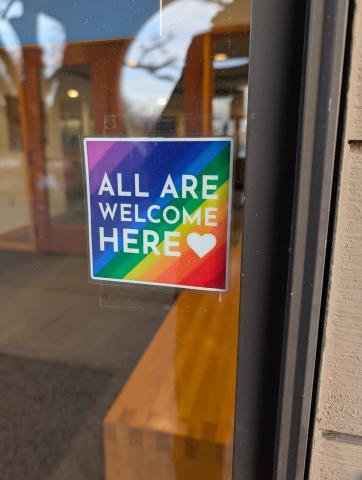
[0,0,160,78]
[0,0,22,18]
[1,0,158,44]
[0,0,66,76]
[36,12,65,77]
[0,0,23,65]
[121,0,233,132]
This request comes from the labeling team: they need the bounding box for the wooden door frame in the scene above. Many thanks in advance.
[184,25,249,136]
[21,41,128,255]
[2,29,244,254]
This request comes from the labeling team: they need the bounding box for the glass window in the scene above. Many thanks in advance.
[0,0,250,478]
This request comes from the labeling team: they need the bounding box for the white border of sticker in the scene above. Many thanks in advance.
[83,137,234,292]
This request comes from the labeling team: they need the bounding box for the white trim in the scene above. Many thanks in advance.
[90,275,227,292]
[83,136,233,142]
[159,0,163,36]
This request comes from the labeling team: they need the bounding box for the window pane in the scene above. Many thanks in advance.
[0,0,250,478]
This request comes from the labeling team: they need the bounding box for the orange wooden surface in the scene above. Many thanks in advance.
[104,245,242,480]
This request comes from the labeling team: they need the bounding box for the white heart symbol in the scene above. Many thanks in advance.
[187,233,217,258]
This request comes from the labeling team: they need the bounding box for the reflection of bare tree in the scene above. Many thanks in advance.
[0,0,23,66]
[121,0,235,135]
[0,0,65,77]
[124,32,179,82]
[138,32,174,58]
[0,0,21,18]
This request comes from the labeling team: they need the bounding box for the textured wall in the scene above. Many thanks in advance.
[310,1,362,478]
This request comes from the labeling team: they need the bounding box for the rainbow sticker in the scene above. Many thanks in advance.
[83,137,233,291]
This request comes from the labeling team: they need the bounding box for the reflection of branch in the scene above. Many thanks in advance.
[135,57,178,81]
[125,61,177,82]
[139,32,174,58]
[1,0,22,20]
[140,57,177,73]
[124,32,179,81]
[125,46,179,82]
[0,0,12,18]
[0,0,23,66]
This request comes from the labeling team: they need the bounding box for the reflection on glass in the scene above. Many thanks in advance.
[42,65,93,226]
[0,0,250,478]
[121,0,228,134]
[0,50,32,247]
[103,3,248,479]
[212,32,248,192]
[104,248,241,479]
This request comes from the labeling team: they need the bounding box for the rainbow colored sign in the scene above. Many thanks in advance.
[83,137,233,291]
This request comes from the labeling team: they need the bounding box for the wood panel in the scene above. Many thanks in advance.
[184,35,213,136]
[104,245,242,480]
[21,48,51,251]
[91,42,129,134]
[19,41,129,254]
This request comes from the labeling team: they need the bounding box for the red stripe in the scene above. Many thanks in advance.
[179,243,227,289]
[154,216,228,286]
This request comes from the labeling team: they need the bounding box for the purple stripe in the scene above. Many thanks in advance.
[87,141,137,193]
[87,141,115,171]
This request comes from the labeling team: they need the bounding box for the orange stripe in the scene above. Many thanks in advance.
[154,216,228,284]
[129,200,229,283]
[139,205,228,283]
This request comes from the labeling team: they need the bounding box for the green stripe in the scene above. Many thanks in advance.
[97,145,230,278]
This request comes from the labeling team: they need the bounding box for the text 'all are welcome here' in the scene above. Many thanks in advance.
[83,138,232,291]
[97,172,220,257]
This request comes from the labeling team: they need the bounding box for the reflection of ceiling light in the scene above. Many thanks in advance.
[213,57,249,69]
[214,52,228,62]
[156,97,167,106]
[67,89,79,98]
[127,59,139,67]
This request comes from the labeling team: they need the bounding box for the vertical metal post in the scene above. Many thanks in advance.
[233,0,349,478]
[232,0,308,477]
[274,1,349,479]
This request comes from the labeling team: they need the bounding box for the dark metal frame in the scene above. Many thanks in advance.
[232,0,350,478]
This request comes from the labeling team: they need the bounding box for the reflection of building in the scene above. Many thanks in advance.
[0,20,249,255]
[0,0,249,480]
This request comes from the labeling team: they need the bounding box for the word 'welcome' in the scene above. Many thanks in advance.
[97,172,220,256]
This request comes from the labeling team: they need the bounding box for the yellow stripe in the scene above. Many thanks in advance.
[124,181,229,281]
